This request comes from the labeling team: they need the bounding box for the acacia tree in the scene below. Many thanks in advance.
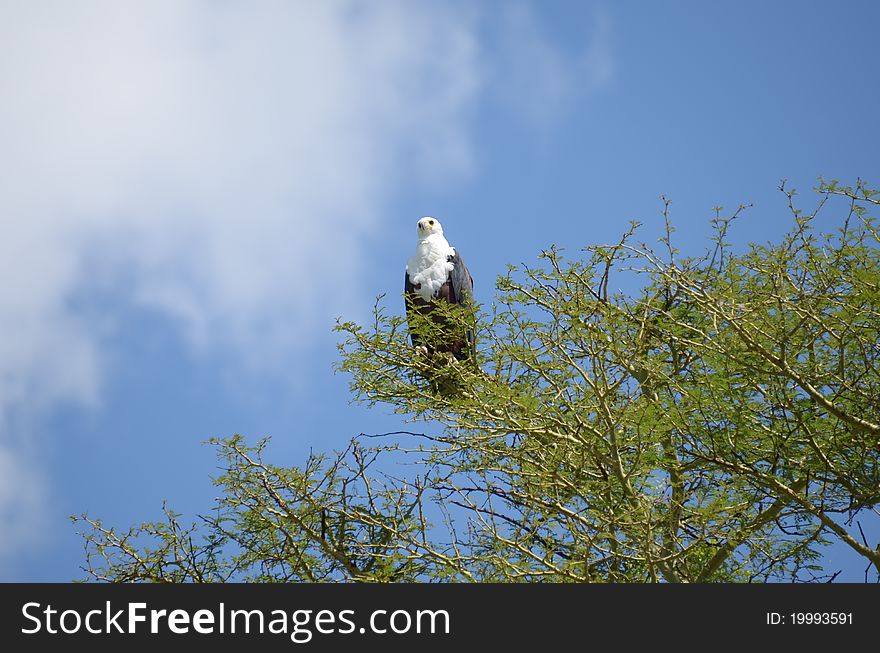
[74,180,880,582]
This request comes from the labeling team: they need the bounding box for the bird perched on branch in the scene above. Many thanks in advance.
[404,217,474,360]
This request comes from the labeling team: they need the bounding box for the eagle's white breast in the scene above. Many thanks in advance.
[406,233,455,301]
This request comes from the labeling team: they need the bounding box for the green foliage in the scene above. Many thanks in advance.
[74,180,880,582]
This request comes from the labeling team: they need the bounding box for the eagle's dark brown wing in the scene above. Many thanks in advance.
[446,250,474,351]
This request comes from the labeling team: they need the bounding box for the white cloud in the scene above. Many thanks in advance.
[0,1,612,564]
[0,447,47,560]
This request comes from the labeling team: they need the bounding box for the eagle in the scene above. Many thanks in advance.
[404,217,474,359]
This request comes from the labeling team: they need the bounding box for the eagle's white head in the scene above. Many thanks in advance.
[417,216,444,240]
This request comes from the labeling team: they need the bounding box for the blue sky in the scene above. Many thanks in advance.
[1,0,878,581]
